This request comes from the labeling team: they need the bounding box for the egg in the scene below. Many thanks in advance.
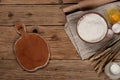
[110,63,120,75]
[112,22,120,34]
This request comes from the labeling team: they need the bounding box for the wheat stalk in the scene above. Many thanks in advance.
[89,36,120,74]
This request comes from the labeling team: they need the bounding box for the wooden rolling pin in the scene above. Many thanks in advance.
[63,0,117,13]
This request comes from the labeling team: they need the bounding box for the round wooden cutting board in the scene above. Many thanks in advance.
[14,23,50,72]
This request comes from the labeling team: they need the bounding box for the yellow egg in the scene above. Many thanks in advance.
[105,8,120,24]
[112,14,120,22]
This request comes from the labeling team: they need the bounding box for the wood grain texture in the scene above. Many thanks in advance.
[0,0,81,4]
[0,0,62,4]
[0,0,119,80]
[0,26,79,60]
[0,25,119,60]
[0,5,66,26]
[62,0,82,4]
[0,60,108,80]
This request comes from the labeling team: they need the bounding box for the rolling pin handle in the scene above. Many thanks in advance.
[63,0,117,14]
[63,4,80,13]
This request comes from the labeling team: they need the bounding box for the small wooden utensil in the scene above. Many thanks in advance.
[14,23,50,72]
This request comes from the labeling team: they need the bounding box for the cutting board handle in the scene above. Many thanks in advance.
[15,23,27,36]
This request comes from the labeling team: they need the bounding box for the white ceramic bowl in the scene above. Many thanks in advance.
[105,62,120,80]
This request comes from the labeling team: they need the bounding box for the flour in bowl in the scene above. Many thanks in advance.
[77,13,108,43]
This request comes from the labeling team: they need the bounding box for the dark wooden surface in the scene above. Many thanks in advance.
[0,0,119,80]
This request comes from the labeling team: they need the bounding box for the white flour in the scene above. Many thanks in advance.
[77,13,108,43]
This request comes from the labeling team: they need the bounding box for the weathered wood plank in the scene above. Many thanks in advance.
[0,0,62,4]
[0,5,66,26]
[62,0,82,4]
[0,60,107,80]
[0,26,120,60]
[0,26,79,60]
[0,26,119,60]
[0,0,83,4]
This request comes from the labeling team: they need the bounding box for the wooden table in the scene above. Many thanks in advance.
[0,0,119,80]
